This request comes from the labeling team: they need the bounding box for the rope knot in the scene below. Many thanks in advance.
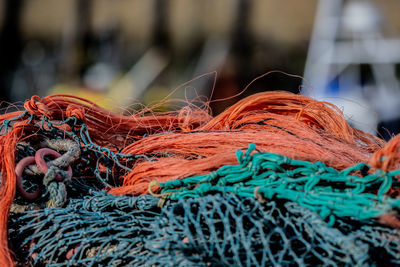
[43,166,70,208]
[24,95,50,118]
[66,104,85,121]
[43,166,71,186]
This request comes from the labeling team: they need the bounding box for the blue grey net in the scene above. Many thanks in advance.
[9,192,400,266]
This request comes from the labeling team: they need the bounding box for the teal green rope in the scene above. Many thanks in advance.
[158,143,400,225]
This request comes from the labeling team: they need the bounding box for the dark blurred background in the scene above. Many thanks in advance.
[1,0,400,139]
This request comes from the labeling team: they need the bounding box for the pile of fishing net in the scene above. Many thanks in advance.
[9,192,400,266]
[2,91,400,266]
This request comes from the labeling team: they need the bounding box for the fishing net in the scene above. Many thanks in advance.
[2,92,400,266]
[156,143,400,224]
[9,192,400,266]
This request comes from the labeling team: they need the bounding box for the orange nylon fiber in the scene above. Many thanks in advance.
[109,92,384,195]
[0,91,399,265]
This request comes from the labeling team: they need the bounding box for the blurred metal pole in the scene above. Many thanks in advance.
[231,0,252,86]
[153,0,170,51]
[60,0,93,81]
[76,0,94,77]
[302,0,343,97]
[0,0,24,106]
[209,0,253,114]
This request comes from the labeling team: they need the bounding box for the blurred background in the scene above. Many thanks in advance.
[0,0,400,139]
